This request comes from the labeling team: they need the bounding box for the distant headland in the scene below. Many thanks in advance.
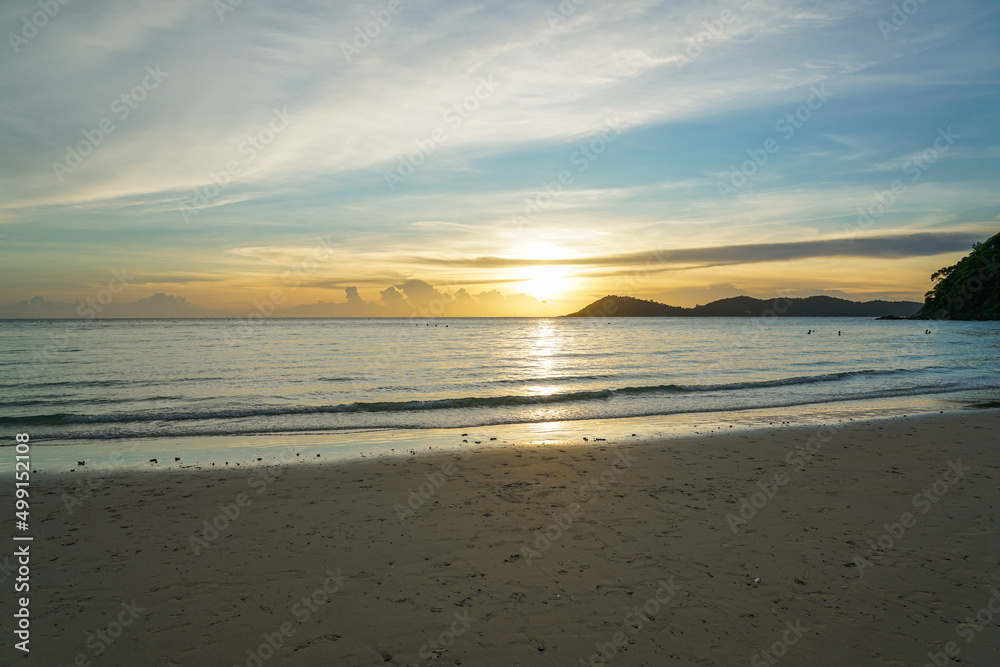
[562,294,921,318]
[567,230,999,320]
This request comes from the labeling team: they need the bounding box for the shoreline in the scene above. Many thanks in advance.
[5,391,997,474]
[2,410,999,665]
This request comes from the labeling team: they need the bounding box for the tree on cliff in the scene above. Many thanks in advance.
[914,231,1000,320]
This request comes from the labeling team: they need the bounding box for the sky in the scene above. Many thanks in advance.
[1,0,998,317]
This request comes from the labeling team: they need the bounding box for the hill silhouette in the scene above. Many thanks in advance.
[563,294,921,318]
[912,230,999,320]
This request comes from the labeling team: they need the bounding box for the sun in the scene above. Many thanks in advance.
[510,243,578,302]
[518,265,577,301]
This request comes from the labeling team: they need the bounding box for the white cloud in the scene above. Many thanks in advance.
[1,0,940,211]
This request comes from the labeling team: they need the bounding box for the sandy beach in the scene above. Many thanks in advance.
[3,409,999,666]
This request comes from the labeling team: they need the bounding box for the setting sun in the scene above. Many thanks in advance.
[517,264,577,301]
[510,243,578,302]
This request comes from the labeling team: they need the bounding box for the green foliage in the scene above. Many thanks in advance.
[916,231,1000,320]
[930,264,957,283]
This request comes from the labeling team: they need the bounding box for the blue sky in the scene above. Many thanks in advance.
[1,0,998,316]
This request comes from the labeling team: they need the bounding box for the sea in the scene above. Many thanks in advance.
[1,317,998,471]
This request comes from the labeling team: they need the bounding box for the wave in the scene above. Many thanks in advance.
[486,373,619,385]
[0,395,183,408]
[5,381,994,443]
[0,376,224,390]
[0,368,922,426]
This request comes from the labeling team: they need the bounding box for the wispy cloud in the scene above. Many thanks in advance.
[414,231,987,269]
[2,0,999,312]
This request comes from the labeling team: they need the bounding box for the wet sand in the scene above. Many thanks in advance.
[2,409,999,666]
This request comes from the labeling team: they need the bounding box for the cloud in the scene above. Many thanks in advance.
[344,286,365,304]
[418,231,986,270]
[277,282,552,317]
[0,292,214,318]
[120,292,209,317]
[4,0,975,210]
[0,283,550,317]
[379,285,406,309]
[0,295,84,318]
[1,0,998,310]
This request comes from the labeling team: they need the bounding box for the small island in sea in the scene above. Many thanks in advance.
[563,294,922,318]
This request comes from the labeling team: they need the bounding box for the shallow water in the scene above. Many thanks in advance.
[1,317,998,468]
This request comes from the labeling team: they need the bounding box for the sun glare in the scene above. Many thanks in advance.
[511,243,578,302]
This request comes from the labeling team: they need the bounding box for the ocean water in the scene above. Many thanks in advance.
[1,317,998,468]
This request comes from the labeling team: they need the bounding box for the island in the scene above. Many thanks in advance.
[563,294,921,318]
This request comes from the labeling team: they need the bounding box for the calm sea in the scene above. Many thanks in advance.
[1,317,998,468]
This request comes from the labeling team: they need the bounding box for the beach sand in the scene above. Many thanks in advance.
[3,410,999,666]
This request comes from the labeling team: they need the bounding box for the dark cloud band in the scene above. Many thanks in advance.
[418,231,987,269]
